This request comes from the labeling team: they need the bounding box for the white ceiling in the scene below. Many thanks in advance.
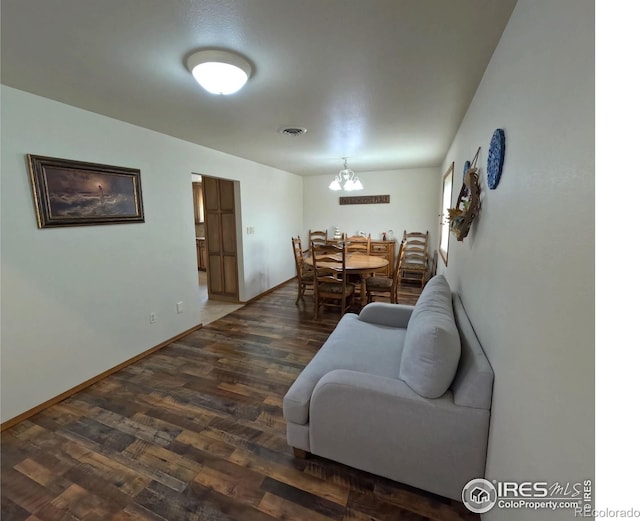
[1,0,517,177]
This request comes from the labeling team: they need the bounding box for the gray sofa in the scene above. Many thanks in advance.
[283,275,494,501]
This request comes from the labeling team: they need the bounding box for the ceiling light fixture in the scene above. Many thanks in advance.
[186,49,252,95]
[329,157,363,191]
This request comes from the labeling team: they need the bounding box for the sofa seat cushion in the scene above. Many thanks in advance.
[400,275,461,398]
[283,313,406,425]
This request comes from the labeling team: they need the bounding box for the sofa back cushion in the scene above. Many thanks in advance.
[399,275,461,398]
[451,293,494,409]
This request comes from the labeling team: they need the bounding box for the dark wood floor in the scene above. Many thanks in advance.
[1,280,478,521]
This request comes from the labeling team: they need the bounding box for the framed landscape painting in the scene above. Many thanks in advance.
[27,155,144,228]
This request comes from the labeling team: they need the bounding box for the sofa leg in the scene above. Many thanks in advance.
[292,448,309,459]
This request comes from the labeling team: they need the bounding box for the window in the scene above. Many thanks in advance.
[439,162,454,266]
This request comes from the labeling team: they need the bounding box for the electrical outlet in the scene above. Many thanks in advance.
[176,301,184,314]
[149,312,157,324]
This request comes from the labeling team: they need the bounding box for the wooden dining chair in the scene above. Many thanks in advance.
[311,242,355,320]
[344,234,371,294]
[292,236,314,304]
[345,234,371,255]
[366,239,407,304]
[400,230,429,287]
[308,229,328,248]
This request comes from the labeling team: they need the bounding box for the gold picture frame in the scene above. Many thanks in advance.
[27,154,144,228]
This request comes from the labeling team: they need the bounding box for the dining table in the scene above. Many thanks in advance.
[305,253,389,306]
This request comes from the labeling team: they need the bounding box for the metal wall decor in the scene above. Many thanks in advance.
[447,148,481,242]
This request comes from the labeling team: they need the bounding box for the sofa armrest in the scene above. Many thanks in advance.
[358,303,414,328]
[309,369,490,499]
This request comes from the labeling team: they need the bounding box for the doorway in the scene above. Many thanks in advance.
[191,174,243,325]
[202,175,239,301]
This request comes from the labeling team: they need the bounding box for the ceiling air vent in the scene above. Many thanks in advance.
[279,126,307,136]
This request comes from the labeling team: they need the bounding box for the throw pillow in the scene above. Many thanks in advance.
[399,275,461,398]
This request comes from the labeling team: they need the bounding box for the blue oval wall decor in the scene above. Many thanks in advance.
[487,129,505,189]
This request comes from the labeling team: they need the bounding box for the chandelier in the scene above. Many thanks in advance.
[329,157,363,191]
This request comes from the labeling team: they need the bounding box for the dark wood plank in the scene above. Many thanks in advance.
[228,447,349,507]
[0,497,31,521]
[346,489,433,521]
[0,468,57,518]
[1,280,478,521]
[260,477,345,518]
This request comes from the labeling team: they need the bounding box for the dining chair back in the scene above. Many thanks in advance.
[400,230,429,287]
[366,239,407,304]
[292,236,313,303]
[308,229,328,248]
[344,234,371,295]
[311,242,355,319]
[345,234,371,255]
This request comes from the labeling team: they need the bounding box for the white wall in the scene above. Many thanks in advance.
[440,1,594,520]
[303,168,441,253]
[0,86,302,422]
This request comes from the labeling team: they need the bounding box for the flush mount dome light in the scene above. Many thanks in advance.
[186,49,252,95]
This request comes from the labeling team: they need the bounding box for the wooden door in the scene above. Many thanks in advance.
[202,177,239,301]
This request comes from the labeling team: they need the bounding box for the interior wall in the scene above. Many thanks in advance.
[302,168,441,254]
[440,1,594,519]
[0,86,302,422]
